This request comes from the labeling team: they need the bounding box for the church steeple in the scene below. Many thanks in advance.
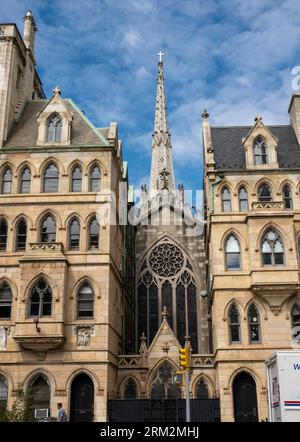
[149,53,176,197]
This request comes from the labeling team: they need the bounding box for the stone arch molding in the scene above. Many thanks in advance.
[119,376,141,399]
[22,272,60,303]
[219,228,248,252]
[227,366,263,393]
[0,276,18,301]
[65,367,101,395]
[191,374,215,398]
[23,368,57,392]
[146,357,179,396]
[70,275,100,300]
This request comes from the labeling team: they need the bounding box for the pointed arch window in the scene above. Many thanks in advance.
[28,375,50,417]
[40,215,56,243]
[225,235,241,270]
[196,379,209,399]
[0,375,8,412]
[150,361,181,399]
[71,166,82,192]
[261,229,284,266]
[0,281,12,319]
[0,218,8,251]
[43,163,59,193]
[89,165,101,192]
[77,281,94,319]
[254,136,268,165]
[283,184,293,210]
[29,279,52,317]
[2,167,12,194]
[248,303,261,343]
[20,167,31,193]
[138,243,198,352]
[69,218,80,250]
[222,187,231,212]
[124,379,137,399]
[47,113,62,143]
[239,187,248,212]
[291,304,300,341]
[16,219,27,251]
[258,183,272,202]
[229,304,241,343]
[88,217,100,249]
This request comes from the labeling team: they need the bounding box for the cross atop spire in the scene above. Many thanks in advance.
[157,51,164,63]
[149,54,175,197]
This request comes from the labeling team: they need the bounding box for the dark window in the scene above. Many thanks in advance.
[222,187,231,212]
[149,283,158,344]
[20,167,31,193]
[16,219,27,251]
[291,304,300,341]
[239,187,248,212]
[2,168,12,194]
[124,379,137,399]
[77,282,94,318]
[89,166,101,192]
[40,215,56,243]
[229,304,241,343]
[283,184,293,210]
[162,281,173,329]
[225,235,241,270]
[253,136,268,165]
[0,219,7,251]
[29,279,52,317]
[261,229,284,266]
[71,166,82,192]
[196,379,209,399]
[0,282,12,319]
[28,375,50,418]
[47,113,62,143]
[248,304,260,343]
[88,218,99,249]
[258,183,272,202]
[43,164,59,193]
[69,218,80,250]
[0,376,8,412]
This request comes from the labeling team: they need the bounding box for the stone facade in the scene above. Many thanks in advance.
[0,13,128,422]
[202,103,300,421]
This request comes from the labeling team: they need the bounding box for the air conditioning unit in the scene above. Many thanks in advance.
[34,408,49,420]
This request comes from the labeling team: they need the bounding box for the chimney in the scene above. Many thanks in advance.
[23,10,37,55]
[288,94,300,144]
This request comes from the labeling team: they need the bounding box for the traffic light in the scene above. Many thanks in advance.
[179,347,189,370]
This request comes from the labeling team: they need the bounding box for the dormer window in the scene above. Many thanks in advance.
[47,113,62,143]
[253,136,268,165]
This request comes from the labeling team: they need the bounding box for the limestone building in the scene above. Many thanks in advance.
[202,102,300,421]
[0,12,131,421]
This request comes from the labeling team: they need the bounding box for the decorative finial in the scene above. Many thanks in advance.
[140,332,147,342]
[201,109,209,119]
[255,114,262,122]
[26,10,33,17]
[157,51,164,63]
[52,86,61,96]
[161,306,168,320]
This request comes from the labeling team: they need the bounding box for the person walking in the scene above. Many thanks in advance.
[57,403,68,422]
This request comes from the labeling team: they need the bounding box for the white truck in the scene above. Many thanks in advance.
[266,351,300,422]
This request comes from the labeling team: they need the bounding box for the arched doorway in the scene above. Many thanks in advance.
[28,375,51,420]
[233,372,258,422]
[70,373,94,422]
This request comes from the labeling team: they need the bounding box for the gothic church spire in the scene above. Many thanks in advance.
[149,53,176,197]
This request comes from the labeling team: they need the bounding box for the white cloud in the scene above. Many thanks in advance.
[123,29,142,49]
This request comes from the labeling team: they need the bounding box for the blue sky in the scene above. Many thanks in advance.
[2,0,300,193]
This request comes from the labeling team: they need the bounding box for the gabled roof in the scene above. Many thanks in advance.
[211,125,300,170]
[5,99,111,148]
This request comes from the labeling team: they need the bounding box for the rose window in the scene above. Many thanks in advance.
[149,243,184,277]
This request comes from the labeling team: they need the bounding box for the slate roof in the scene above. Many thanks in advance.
[211,125,300,170]
[5,100,110,147]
